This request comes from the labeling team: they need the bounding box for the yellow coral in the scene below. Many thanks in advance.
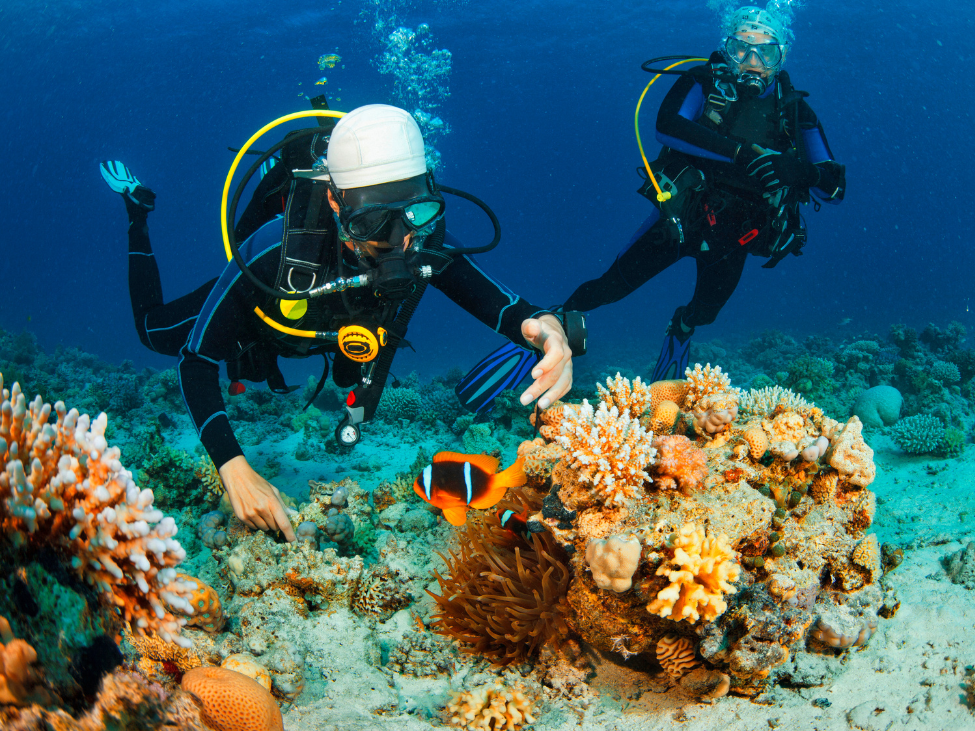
[0,377,194,644]
[597,373,652,420]
[195,456,226,504]
[766,411,807,443]
[650,379,691,413]
[126,631,203,673]
[517,438,566,488]
[741,426,770,460]
[684,363,735,409]
[648,523,740,623]
[446,681,535,730]
[851,534,881,584]
[173,573,225,633]
[648,400,680,435]
[556,399,656,505]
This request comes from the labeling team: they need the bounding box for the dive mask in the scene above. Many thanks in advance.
[724,36,783,70]
[332,172,445,244]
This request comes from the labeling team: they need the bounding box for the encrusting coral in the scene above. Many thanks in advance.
[0,376,194,644]
[428,489,572,665]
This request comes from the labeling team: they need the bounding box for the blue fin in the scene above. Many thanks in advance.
[455,342,540,414]
[651,333,691,382]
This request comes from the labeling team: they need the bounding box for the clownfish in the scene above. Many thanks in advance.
[497,506,532,540]
[414,451,526,526]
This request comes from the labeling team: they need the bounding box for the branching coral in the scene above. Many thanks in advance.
[684,363,735,409]
[648,523,740,623]
[0,377,194,644]
[446,681,536,730]
[429,491,571,664]
[556,399,656,505]
[597,373,652,419]
[738,385,817,420]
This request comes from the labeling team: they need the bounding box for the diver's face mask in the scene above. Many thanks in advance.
[331,173,445,299]
[334,172,445,247]
[723,33,783,96]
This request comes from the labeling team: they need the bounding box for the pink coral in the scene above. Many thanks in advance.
[650,435,708,495]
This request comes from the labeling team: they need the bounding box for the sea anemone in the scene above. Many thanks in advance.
[428,490,572,664]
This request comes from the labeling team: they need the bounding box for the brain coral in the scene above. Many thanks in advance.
[852,385,903,428]
[181,666,283,731]
[648,524,741,623]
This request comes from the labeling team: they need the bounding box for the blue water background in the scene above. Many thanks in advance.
[1,0,972,378]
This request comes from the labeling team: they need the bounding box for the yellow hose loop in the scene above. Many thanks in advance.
[634,58,708,202]
[221,109,346,262]
[222,110,346,340]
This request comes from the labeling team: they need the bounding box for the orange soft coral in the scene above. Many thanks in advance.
[650,435,708,495]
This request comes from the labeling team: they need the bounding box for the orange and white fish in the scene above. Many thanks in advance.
[413,451,525,526]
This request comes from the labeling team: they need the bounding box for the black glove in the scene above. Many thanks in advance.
[745,150,821,192]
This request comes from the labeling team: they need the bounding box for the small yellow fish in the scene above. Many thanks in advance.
[318,53,341,70]
[315,76,327,85]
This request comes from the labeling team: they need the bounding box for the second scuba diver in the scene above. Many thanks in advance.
[565,5,846,382]
[101,104,583,541]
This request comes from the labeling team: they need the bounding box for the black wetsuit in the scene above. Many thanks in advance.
[564,54,846,335]
[124,197,548,469]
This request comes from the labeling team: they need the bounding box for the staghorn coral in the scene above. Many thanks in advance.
[650,435,707,494]
[556,397,656,506]
[597,373,652,419]
[446,681,536,731]
[181,666,283,731]
[889,414,946,455]
[647,524,741,624]
[429,491,571,665]
[0,377,194,645]
[684,363,735,409]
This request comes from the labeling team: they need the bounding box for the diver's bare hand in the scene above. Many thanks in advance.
[218,455,297,542]
[519,314,573,409]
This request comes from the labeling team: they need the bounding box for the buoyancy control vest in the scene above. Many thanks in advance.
[638,56,813,267]
[225,120,448,425]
